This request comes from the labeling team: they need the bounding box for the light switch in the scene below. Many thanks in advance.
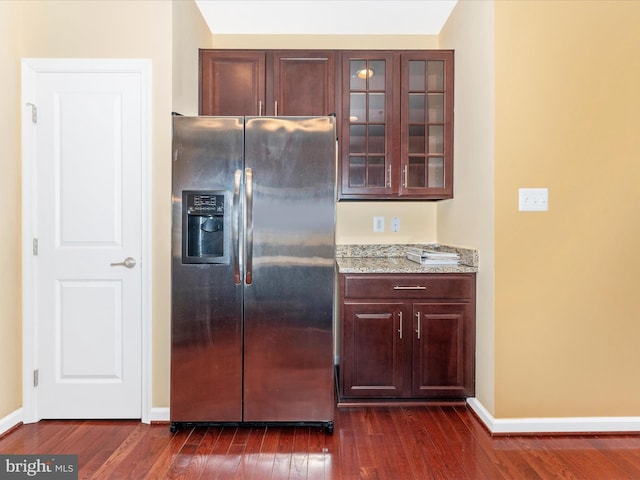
[373,216,385,232]
[391,217,400,232]
[519,188,548,211]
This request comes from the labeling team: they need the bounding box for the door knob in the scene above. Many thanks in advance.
[110,257,136,269]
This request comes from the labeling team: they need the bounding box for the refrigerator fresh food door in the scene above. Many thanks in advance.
[242,116,336,423]
[171,116,245,422]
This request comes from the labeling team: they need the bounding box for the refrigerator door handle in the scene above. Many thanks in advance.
[245,167,254,285]
[233,169,242,285]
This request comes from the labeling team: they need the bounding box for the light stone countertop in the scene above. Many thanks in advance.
[336,244,478,274]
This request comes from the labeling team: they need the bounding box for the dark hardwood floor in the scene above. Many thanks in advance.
[2,406,640,479]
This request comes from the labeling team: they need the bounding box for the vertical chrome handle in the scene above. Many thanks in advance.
[232,169,242,285]
[259,100,263,116]
[415,311,421,339]
[398,311,403,339]
[274,101,278,116]
[402,165,408,188]
[244,167,254,285]
[387,164,391,188]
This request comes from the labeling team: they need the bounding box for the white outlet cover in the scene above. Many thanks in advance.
[391,217,400,232]
[373,216,385,232]
[519,188,548,211]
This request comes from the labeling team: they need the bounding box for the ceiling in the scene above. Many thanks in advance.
[194,1,458,35]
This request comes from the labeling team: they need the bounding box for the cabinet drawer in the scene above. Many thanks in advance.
[343,274,474,300]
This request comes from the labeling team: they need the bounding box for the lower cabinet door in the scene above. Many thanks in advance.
[412,303,474,398]
[341,302,409,397]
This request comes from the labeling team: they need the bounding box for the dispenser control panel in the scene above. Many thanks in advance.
[187,194,224,214]
[182,190,228,264]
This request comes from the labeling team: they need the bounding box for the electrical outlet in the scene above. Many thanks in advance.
[373,216,385,232]
[519,188,548,211]
[391,217,400,232]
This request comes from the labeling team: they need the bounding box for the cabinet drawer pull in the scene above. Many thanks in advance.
[398,311,403,339]
[393,285,427,290]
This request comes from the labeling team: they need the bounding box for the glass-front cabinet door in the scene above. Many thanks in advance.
[400,51,454,198]
[338,50,454,200]
[340,52,396,197]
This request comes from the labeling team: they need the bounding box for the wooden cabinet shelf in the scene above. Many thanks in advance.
[338,273,475,403]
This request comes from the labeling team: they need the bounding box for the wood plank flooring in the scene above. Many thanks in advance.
[2,406,640,479]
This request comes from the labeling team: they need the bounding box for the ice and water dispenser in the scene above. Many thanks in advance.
[182,191,229,264]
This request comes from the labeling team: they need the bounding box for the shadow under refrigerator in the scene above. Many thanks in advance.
[170,116,336,432]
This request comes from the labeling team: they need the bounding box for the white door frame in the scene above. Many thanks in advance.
[21,58,153,424]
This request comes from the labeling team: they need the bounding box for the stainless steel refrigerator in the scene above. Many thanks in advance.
[170,116,336,432]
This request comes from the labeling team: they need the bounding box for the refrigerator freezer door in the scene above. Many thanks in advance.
[171,116,245,422]
[242,116,336,423]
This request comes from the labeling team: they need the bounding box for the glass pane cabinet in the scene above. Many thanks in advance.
[340,50,454,200]
[341,53,395,196]
[400,52,453,197]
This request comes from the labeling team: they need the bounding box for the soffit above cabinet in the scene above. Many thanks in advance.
[194,0,458,35]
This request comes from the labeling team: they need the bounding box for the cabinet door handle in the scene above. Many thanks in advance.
[398,311,403,339]
[387,164,391,188]
[275,100,278,116]
[393,285,427,290]
[259,100,263,116]
[415,311,421,339]
[402,165,407,188]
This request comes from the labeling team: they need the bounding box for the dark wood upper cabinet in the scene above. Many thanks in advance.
[270,51,336,117]
[199,50,336,117]
[399,51,454,199]
[199,49,454,200]
[339,51,397,198]
[339,50,454,200]
[199,50,265,116]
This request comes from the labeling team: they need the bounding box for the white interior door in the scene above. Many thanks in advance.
[22,59,150,419]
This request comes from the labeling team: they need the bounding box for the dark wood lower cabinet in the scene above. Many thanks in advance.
[339,273,475,403]
[341,301,408,398]
[412,302,474,398]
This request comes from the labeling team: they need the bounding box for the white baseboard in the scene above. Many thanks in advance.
[0,408,23,437]
[9,401,639,435]
[149,407,170,423]
[467,397,640,434]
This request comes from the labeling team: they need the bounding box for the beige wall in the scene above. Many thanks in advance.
[439,0,495,414]
[495,0,640,417]
[0,1,24,419]
[172,0,212,116]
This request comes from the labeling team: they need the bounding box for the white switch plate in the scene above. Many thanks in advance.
[519,188,548,211]
[391,217,400,232]
[373,216,385,232]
